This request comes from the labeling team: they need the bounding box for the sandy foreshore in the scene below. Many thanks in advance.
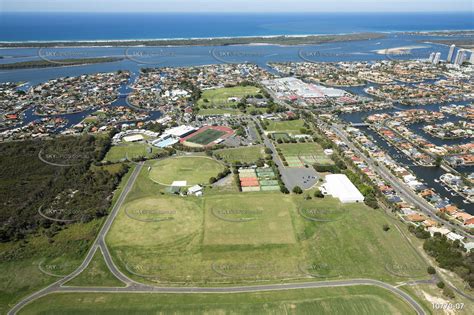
[373,45,429,54]
[0,33,385,48]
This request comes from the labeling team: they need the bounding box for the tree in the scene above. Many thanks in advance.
[437,281,445,289]
[314,189,324,198]
[292,186,303,194]
[427,266,436,275]
[209,177,217,184]
[364,195,379,209]
[382,224,390,232]
[280,187,289,194]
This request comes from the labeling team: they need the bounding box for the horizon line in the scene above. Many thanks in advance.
[2,11,473,14]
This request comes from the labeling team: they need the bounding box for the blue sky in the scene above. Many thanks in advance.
[1,0,473,13]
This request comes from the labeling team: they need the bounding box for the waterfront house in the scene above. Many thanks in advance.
[440,205,459,216]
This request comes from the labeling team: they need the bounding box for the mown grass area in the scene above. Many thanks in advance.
[277,142,334,166]
[108,196,202,248]
[197,86,265,116]
[65,249,125,287]
[103,143,164,162]
[214,145,265,164]
[266,119,305,134]
[19,285,417,315]
[148,156,225,186]
[203,193,296,246]
[106,163,429,285]
[197,86,261,109]
[186,129,226,146]
[0,165,135,314]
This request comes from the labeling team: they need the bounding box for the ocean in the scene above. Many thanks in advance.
[0,12,473,41]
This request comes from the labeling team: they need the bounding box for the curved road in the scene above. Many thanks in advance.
[8,162,144,315]
[8,159,426,315]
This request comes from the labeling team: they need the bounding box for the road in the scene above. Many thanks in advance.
[329,123,473,241]
[252,117,318,190]
[9,156,427,315]
[11,278,426,315]
[268,85,472,238]
[8,162,144,315]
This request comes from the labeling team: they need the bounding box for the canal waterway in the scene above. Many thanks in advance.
[1,32,472,212]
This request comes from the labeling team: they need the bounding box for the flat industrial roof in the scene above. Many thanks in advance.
[324,174,364,202]
[164,125,197,137]
[171,180,187,187]
[122,134,144,142]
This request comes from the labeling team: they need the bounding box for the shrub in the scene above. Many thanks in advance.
[427,266,436,275]
[314,189,324,198]
[281,186,289,194]
[292,186,303,194]
[442,287,455,299]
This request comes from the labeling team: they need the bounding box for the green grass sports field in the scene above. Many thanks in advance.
[197,86,262,115]
[106,162,428,285]
[103,143,163,162]
[185,129,226,145]
[266,119,305,134]
[214,145,264,163]
[278,142,334,167]
[148,156,225,186]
